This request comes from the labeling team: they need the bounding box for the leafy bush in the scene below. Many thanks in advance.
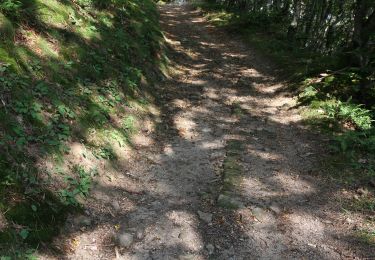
[74,0,135,10]
[298,68,375,157]
[0,0,22,16]
[59,165,95,206]
[299,68,374,131]
[322,100,373,130]
[122,115,136,133]
[334,129,375,154]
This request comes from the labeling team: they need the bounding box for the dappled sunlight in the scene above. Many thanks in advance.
[61,142,98,169]
[223,52,248,59]
[0,213,9,232]
[147,4,358,259]
[241,176,283,198]
[280,212,335,256]
[173,115,197,139]
[187,78,208,85]
[130,133,155,147]
[165,210,204,251]
[165,35,182,46]
[241,170,316,200]
[58,221,122,258]
[257,82,285,94]
[238,68,264,78]
[171,98,190,109]
[57,2,373,258]
[49,2,365,258]
[89,183,136,208]
[198,140,225,150]
[245,147,284,162]
[199,40,225,48]
[203,87,220,99]
[0,0,167,256]
[0,0,368,258]
[36,0,73,27]
[22,31,59,59]
[274,172,316,194]
[163,144,175,156]
[190,63,209,70]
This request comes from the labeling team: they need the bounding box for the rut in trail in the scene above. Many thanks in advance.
[60,3,370,260]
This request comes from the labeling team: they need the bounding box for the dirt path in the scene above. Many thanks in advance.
[49,3,372,259]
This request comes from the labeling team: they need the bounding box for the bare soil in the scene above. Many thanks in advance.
[39,3,374,259]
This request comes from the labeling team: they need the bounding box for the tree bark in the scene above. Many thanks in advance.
[352,0,375,67]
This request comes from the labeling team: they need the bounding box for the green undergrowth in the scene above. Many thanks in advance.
[299,71,375,191]
[194,1,375,180]
[0,0,166,257]
[356,228,375,246]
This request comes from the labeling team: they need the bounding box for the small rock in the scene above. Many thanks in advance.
[356,188,369,196]
[269,204,281,214]
[82,218,92,226]
[221,249,235,258]
[210,151,223,159]
[217,194,244,209]
[197,210,213,224]
[75,215,92,226]
[179,254,196,260]
[280,103,290,110]
[238,208,255,224]
[307,243,317,248]
[206,244,215,255]
[358,158,367,164]
[345,218,354,224]
[150,201,162,209]
[252,207,269,222]
[112,201,121,211]
[178,230,190,241]
[136,229,144,240]
[117,233,134,248]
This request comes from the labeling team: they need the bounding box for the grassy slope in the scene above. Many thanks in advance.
[193,1,375,245]
[0,0,166,257]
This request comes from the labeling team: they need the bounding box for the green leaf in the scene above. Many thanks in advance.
[31,204,37,212]
[19,229,29,240]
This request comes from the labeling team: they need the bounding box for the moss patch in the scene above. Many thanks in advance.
[218,140,244,209]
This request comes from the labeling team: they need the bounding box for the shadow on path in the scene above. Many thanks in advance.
[48,3,373,259]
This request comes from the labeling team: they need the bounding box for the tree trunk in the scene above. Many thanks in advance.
[352,0,375,67]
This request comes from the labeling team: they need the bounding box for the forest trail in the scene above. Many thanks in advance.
[56,3,369,259]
